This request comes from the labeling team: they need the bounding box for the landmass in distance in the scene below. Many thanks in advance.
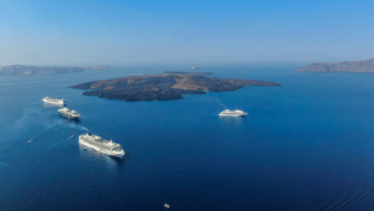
[163,71,213,76]
[0,65,110,75]
[294,58,374,73]
[70,72,281,102]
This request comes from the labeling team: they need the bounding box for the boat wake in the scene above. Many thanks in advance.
[216,99,228,109]
[65,123,89,132]
[29,125,56,142]
[46,135,75,151]
[313,187,374,211]
[27,102,43,106]
[76,125,89,132]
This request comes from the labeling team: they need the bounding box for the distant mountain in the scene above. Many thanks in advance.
[162,71,214,76]
[294,59,374,73]
[0,65,110,75]
[82,65,111,71]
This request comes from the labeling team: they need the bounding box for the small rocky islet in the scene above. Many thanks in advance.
[69,72,282,101]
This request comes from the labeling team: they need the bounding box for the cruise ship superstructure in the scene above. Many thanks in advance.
[219,109,248,117]
[43,97,66,105]
[79,132,125,158]
[58,107,81,120]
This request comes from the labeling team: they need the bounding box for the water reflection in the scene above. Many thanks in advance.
[219,116,247,121]
[219,115,247,128]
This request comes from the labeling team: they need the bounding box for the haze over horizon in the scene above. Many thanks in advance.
[1,0,373,66]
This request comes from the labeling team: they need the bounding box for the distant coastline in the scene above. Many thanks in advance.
[294,58,374,73]
[70,72,281,102]
[162,71,213,76]
[0,65,110,75]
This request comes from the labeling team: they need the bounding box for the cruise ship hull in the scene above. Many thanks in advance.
[219,113,247,117]
[58,112,80,120]
[79,137,125,158]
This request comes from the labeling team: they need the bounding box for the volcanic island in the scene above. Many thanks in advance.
[70,72,281,101]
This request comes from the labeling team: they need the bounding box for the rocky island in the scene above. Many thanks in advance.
[0,65,110,75]
[70,73,281,101]
[294,58,374,73]
[162,71,214,76]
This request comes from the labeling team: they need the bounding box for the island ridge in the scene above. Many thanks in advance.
[0,65,110,75]
[294,58,374,73]
[70,72,281,101]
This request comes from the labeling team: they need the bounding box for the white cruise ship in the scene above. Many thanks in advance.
[58,107,81,120]
[43,97,66,105]
[219,109,248,117]
[79,132,125,158]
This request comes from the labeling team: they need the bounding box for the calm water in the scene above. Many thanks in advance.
[0,65,373,211]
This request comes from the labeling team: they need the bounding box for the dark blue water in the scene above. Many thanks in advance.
[0,65,373,211]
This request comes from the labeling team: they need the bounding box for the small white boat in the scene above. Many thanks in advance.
[27,140,32,144]
[164,204,170,209]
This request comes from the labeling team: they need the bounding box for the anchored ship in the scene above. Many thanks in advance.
[58,107,81,120]
[43,97,66,105]
[219,109,248,117]
[79,132,125,158]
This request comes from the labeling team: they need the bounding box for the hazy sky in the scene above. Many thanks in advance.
[0,0,373,66]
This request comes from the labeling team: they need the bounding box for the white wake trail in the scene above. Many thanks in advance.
[46,135,75,151]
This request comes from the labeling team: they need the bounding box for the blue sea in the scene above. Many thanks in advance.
[0,64,373,211]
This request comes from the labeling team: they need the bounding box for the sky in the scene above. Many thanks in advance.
[0,0,373,66]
